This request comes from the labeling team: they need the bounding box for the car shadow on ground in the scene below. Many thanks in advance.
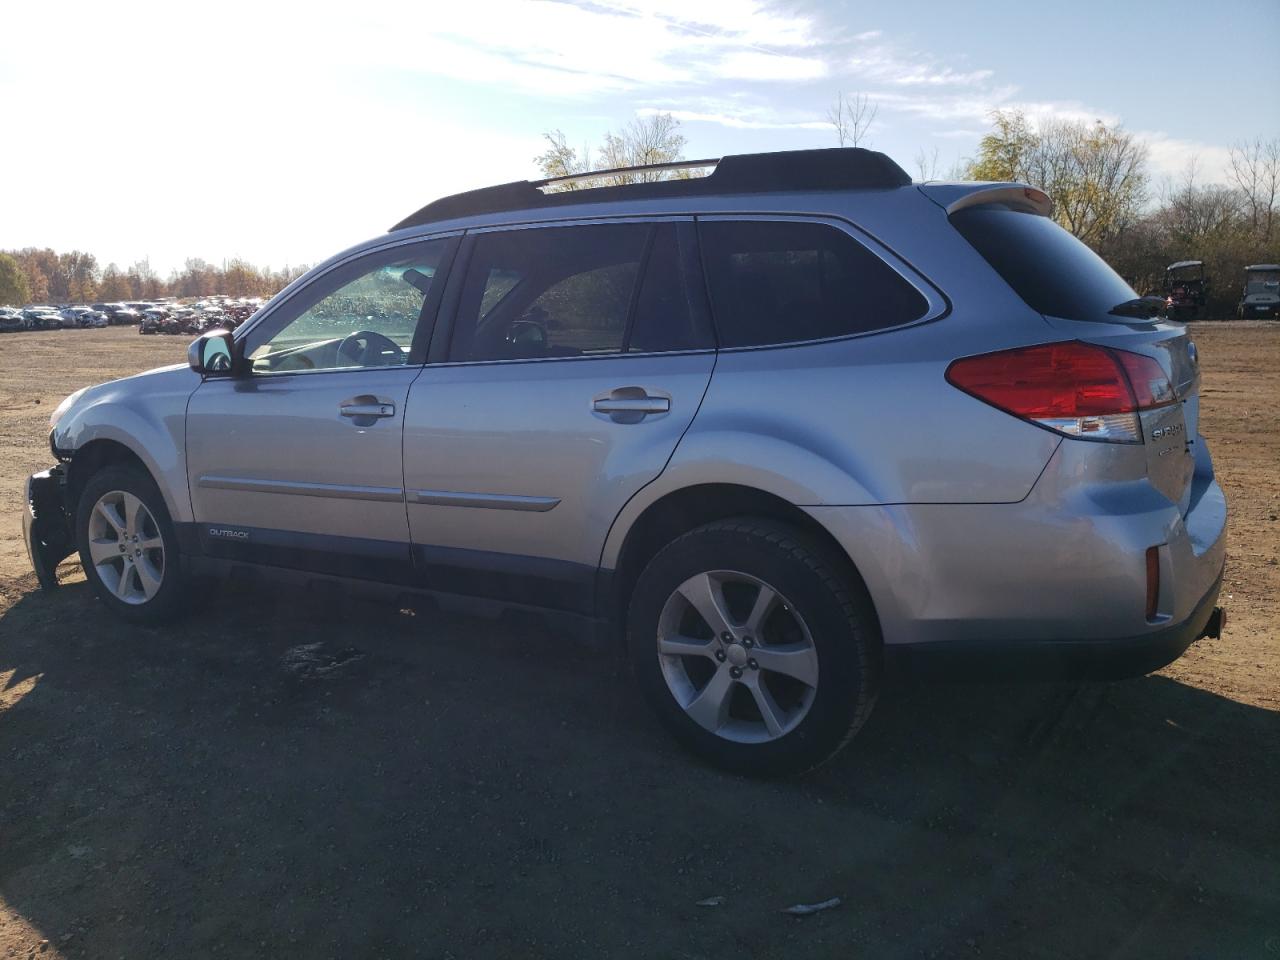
[1,572,1277,959]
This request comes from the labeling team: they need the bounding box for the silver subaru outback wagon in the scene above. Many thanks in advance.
[23,148,1227,776]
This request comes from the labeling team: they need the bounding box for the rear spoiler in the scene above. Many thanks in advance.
[917,182,1054,218]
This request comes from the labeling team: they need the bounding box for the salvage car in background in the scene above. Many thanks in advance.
[22,307,63,330]
[60,307,109,328]
[138,308,167,335]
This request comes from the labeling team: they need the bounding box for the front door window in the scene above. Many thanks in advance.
[245,242,452,374]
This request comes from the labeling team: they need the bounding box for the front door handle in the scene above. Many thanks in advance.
[592,387,671,424]
[340,397,395,420]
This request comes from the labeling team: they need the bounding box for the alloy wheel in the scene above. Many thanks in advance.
[87,490,165,604]
[656,570,819,744]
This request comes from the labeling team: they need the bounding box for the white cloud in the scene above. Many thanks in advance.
[711,51,829,81]
[1013,101,1122,128]
[1138,132,1233,182]
[845,37,994,89]
[932,129,986,140]
[355,0,830,95]
[892,68,995,87]
[638,106,829,130]
[871,88,1017,124]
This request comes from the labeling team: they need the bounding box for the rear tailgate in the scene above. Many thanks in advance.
[1075,325,1199,513]
[935,185,1201,512]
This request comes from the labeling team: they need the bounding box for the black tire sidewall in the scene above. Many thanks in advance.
[75,465,186,623]
[627,520,878,777]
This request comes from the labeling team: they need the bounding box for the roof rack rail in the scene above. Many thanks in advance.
[537,157,719,190]
[391,147,912,232]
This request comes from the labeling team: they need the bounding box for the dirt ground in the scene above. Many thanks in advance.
[0,324,1276,959]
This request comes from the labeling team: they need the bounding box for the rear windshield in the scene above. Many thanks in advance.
[951,204,1137,322]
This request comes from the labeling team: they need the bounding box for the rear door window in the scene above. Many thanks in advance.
[950,205,1138,322]
[447,221,712,362]
[698,218,928,348]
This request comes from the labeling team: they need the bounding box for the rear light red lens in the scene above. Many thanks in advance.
[1115,350,1177,408]
[946,341,1138,417]
[946,341,1177,443]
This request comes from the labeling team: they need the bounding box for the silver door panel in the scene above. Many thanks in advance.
[403,352,715,566]
[187,367,419,543]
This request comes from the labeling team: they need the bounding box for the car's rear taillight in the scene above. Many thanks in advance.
[945,341,1176,443]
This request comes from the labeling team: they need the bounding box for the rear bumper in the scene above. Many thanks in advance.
[22,466,74,589]
[804,435,1228,678]
[885,569,1224,681]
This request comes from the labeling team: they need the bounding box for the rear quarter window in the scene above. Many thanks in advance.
[950,205,1138,322]
[698,219,929,348]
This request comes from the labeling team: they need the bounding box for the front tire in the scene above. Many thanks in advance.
[75,465,187,624]
[627,519,880,777]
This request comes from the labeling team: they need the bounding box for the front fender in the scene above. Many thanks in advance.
[54,366,199,524]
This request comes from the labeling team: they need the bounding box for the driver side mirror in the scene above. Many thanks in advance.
[188,329,237,376]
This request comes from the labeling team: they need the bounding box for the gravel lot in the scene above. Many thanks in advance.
[1,324,1277,958]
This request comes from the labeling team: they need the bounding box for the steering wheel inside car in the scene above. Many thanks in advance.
[337,330,403,367]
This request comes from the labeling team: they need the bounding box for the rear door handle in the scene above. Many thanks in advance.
[340,397,395,419]
[592,387,671,424]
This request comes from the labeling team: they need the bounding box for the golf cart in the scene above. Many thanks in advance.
[1237,264,1280,319]
[1165,260,1208,321]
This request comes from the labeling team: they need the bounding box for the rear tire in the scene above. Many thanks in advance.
[627,518,880,777]
[75,465,188,624]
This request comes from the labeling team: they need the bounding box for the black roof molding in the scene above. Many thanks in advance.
[391,147,912,232]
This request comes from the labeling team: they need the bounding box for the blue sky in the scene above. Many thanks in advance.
[1,0,1276,276]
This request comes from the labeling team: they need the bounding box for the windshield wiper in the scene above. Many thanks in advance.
[1108,296,1165,319]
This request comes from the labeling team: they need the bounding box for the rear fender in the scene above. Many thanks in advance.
[597,437,876,572]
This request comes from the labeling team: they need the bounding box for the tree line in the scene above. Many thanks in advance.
[961,111,1279,314]
[0,249,310,307]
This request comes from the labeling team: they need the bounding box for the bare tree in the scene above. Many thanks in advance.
[597,114,688,183]
[914,145,941,181]
[1028,118,1149,245]
[1227,137,1280,241]
[536,114,688,190]
[534,130,591,188]
[1163,159,1242,245]
[827,92,877,148]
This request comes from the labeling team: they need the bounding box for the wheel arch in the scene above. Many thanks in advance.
[66,438,175,522]
[602,482,877,630]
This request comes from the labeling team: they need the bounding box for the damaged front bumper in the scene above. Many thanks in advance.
[22,465,75,589]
